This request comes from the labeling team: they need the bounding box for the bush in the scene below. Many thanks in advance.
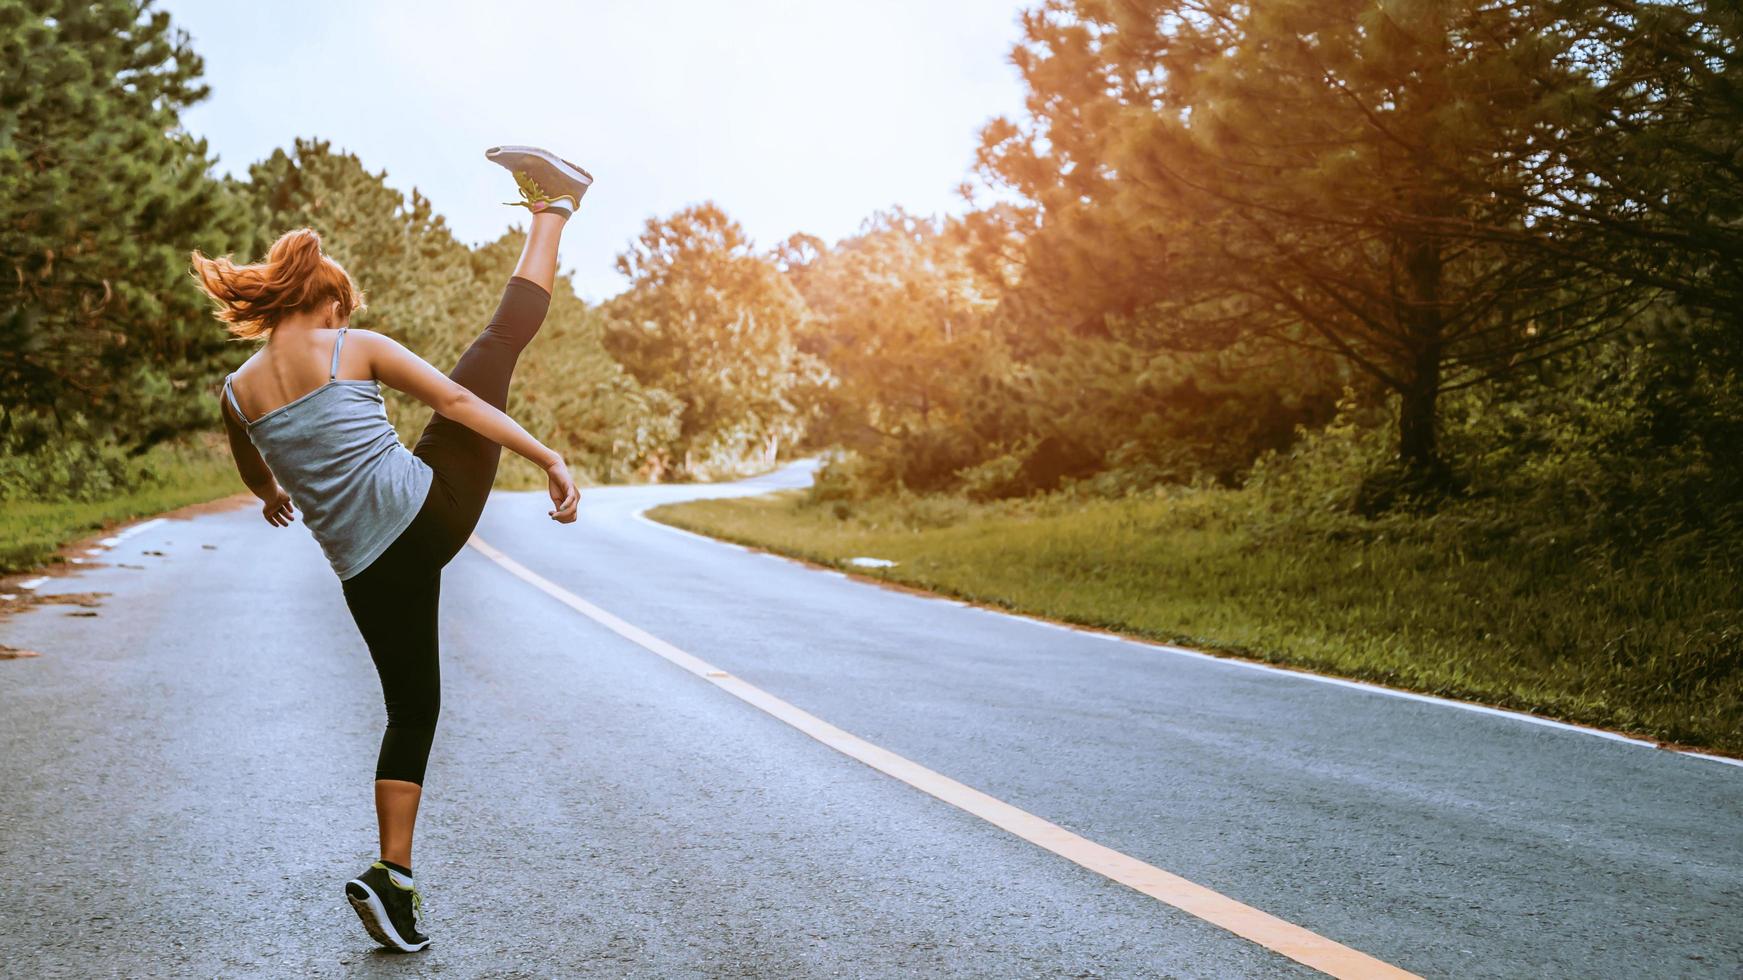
[954,449,1028,502]
[0,416,135,503]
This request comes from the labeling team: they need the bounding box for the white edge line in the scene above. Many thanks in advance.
[10,516,173,587]
[112,517,168,542]
[1678,751,1743,767]
[630,503,1743,772]
[91,517,168,552]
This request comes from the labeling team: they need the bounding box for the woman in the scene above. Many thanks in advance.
[193,146,593,953]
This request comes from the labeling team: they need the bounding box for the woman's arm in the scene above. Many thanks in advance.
[219,390,295,527]
[358,330,579,523]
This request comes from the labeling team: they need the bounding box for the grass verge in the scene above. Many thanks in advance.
[647,487,1743,758]
[1,438,241,574]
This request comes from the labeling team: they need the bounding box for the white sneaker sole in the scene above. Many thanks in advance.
[485,144,594,187]
[344,879,430,952]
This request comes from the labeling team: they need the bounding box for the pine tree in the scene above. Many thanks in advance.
[979,0,1659,480]
[0,0,253,450]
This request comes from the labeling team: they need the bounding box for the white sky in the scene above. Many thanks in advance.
[162,0,1032,301]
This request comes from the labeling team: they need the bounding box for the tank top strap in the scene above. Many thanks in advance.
[222,372,250,424]
[329,327,349,380]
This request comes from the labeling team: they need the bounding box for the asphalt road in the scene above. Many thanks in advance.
[2,459,1739,978]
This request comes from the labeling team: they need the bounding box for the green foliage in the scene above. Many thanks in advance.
[953,449,1029,503]
[974,0,1671,475]
[1539,4,1743,318]
[0,415,132,502]
[1,0,256,450]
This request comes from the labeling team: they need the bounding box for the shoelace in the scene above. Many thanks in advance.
[501,170,573,210]
[374,862,427,930]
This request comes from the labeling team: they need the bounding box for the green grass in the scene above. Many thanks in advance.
[648,487,1743,756]
[0,440,242,574]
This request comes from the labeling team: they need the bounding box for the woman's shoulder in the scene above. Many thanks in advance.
[335,327,404,382]
[342,326,393,345]
[340,327,415,367]
[229,346,267,380]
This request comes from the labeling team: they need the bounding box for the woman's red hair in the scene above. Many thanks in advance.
[190,228,366,338]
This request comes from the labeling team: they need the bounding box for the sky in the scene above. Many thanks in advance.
[160,0,1034,301]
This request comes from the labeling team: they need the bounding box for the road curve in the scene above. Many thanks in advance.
[1,459,1738,978]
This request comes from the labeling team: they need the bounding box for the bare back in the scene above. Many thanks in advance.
[230,327,369,421]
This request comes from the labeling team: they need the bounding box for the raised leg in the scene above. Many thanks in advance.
[411,211,568,564]
[511,209,566,295]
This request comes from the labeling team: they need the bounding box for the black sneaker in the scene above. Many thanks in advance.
[486,144,594,211]
[344,861,430,952]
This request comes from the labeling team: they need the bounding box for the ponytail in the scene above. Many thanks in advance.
[190,228,366,338]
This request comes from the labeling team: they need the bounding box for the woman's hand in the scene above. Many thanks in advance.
[262,486,295,527]
[545,456,580,524]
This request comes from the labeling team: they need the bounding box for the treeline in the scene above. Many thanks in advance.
[6,0,1741,534]
[2,2,681,494]
[3,3,822,491]
[613,0,1743,534]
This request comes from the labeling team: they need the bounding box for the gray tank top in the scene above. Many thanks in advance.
[224,328,433,580]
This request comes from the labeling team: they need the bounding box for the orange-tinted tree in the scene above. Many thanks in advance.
[979,0,1660,480]
[603,204,824,475]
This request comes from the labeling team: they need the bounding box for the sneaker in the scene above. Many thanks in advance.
[344,861,430,952]
[487,145,593,211]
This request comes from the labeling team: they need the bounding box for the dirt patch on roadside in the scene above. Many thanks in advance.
[35,592,108,609]
[0,590,109,632]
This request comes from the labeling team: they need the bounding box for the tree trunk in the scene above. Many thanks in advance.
[1397,372,1439,476]
[1396,233,1447,482]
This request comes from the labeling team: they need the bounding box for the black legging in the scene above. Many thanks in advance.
[340,275,550,786]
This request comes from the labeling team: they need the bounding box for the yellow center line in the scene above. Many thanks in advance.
[468,533,1421,980]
